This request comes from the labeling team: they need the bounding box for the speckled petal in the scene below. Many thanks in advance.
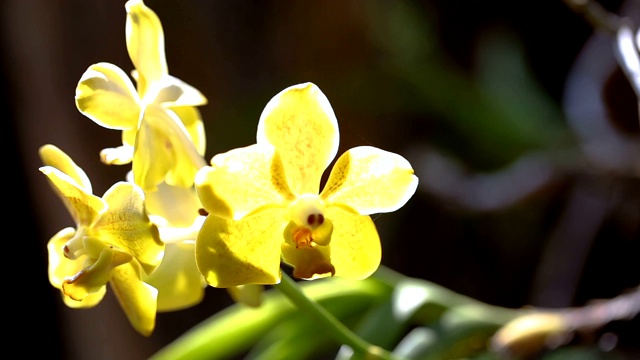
[321,146,419,215]
[324,205,381,279]
[92,181,164,275]
[195,144,293,220]
[256,83,339,195]
[195,206,287,287]
[39,166,106,228]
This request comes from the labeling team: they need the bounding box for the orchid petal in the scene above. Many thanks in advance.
[257,82,339,195]
[75,62,140,129]
[195,207,287,287]
[133,105,206,192]
[100,145,135,166]
[155,75,208,107]
[47,227,81,289]
[92,181,164,275]
[145,182,202,228]
[61,287,106,309]
[281,244,335,280]
[125,0,167,95]
[195,144,293,220]
[39,166,105,227]
[144,241,205,312]
[325,205,380,279]
[109,260,158,337]
[39,144,92,193]
[321,146,419,215]
[61,241,133,301]
[169,106,206,156]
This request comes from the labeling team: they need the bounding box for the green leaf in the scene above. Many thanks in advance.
[151,277,391,360]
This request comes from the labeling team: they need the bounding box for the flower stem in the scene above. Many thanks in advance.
[275,272,402,360]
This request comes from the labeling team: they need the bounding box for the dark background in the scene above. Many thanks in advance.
[3,0,639,359]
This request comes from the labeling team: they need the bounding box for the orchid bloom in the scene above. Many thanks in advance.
[39,144,164,336]
[141,178,263,308]
[74,0,207,192]
[195,82,419,287]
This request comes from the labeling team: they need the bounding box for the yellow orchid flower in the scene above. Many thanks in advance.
[74,0,206,191]
[139,177,263,309]
[39,144,164,336]
[194,82,419,287]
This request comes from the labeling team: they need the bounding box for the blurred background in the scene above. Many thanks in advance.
[2,0,639,359]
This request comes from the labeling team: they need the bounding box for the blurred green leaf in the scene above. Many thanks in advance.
[349,297,406,351]
[244,313,335,360]
[246,287,385,360]
[540,346,628,360]
[150,277,391,360]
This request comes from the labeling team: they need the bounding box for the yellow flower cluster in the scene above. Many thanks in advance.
[40,0,418,336]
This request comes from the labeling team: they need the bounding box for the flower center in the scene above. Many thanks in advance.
[292,228,314,249]
[285,194,333,248]
[63,228,88,260]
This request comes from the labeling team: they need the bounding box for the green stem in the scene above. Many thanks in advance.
[275,272,403,360]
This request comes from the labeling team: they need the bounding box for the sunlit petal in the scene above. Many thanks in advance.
[62,287,106,309]
[75,62,140,129]
[156,75,208,107]
[93,182,164,275]
[195,207,287,287]
[169,106,206,156]
[39,144,92,193]
[321,146,419,215]
[327,205,381,279]
[144,241,205,311]
[133,105,206,192]
[61,243,133,301]
[195,144,293,220]
[146,182,202,228]
[39,166,105,227]
[281,243,335,280]
[257,82,339,195]
[125,0,167,95]
[100,145,134,165]
[47,227,80,288]
[109,260,158,337]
